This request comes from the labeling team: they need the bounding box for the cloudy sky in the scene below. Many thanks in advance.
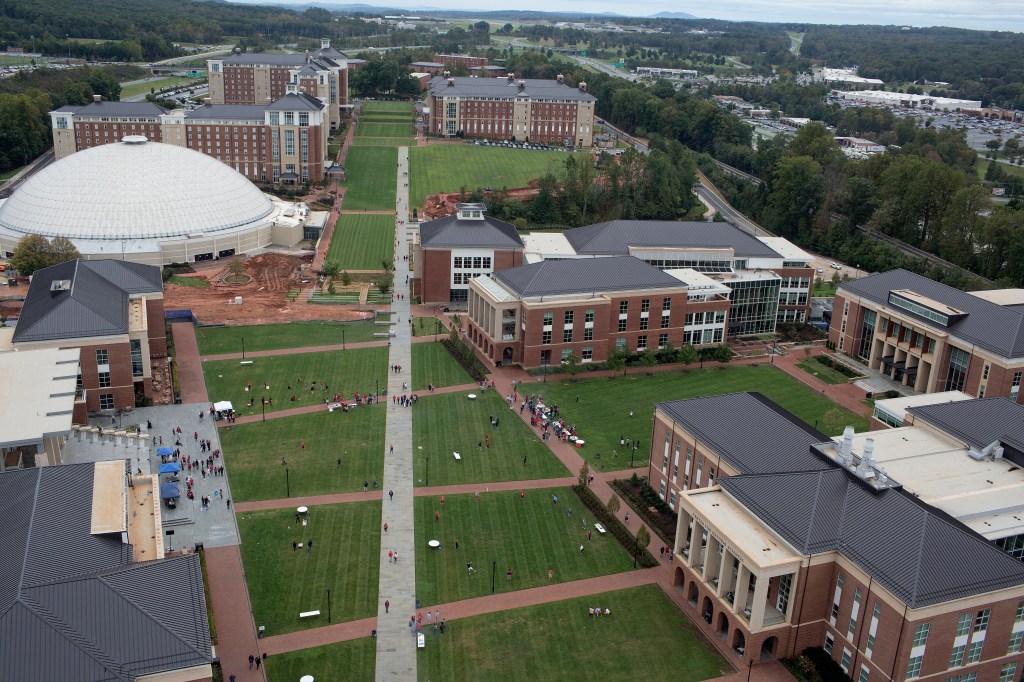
[234,0,1024,31]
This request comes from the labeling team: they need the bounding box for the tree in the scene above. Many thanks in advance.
[821,407,848,435]
[563,351,581,382]
[677,343,699,366]
[227,256,245,278]
[322,259,341,278]
[375,272,393,295]
[341,270,352,286]
[604,346,627,376]
[578,460,590,488]
[658,341,677,364]
[713,345,733,363]
[607,495,620,513]
[10,234,81,276]
[635,526,651,555]
[639,348,658,374]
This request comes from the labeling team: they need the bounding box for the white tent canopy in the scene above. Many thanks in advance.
[214,401,234,412]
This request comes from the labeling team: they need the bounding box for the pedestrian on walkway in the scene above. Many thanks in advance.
[390,444,394,455]
[385,599,390,613]
[660,546,665,558]
[384,523,389,533]
[394,550,399,562]
[293,541,297,551]
[520,490,525,502]
[307,539,313,551]
[229,675,235,682]
[588,530,592,542]
[255,658,261,670]
[389,550,393,562]
[624,512,629,525]
[249,654,254,669]
[389,489,394,501]
[226,499,231,509]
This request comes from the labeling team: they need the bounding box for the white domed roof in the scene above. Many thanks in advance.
[0,137,275,241]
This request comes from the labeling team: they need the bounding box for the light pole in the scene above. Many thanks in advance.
[491,560,496,593]
[425,456,429,486]
[633,534,639,569]
[285,467,290,497]
[261,397,266,422]
[327,589,332,623]
[375,378,379,403]
[631,439,638,468]
[241,337,245,360]
[542,355,549,383]
[342,328,346,350]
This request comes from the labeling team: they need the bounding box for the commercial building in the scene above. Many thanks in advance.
[819,67,884,87]
[835,136,886,157]
[50,92,331,184]
[522,221,815,334]
[0,461,214,680]
[636,66,698,80]
[464,255,731,368]
[207,39,350,128]
[411,203,525,304]
[831,269,1024,401]
[0,136,315,265]
[426,74,596,146]
[657,392,1024,679]
[831,89,982,111]
[433,53,488,70]
[8,259,166,414]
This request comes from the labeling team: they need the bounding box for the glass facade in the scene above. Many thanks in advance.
[947,347,970,391]
[130,339,143,377]
[728,278,781,336]
[858,310,876,360]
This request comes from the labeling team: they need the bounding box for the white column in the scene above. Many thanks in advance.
[749,574,770,630]
[734,565,752,616]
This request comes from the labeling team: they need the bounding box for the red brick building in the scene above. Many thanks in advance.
[12,260,166,416]
[465,256,731,368]
[831,269,1024,402]
[433,53,488,69]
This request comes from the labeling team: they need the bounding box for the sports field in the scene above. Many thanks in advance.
[340,146,398,211]
[409,145,567,205]
[196,321,380,355]
[219,407,385,501]
[355,122,413,138]
[326,214,395,270]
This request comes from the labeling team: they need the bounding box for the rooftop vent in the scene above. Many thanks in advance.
[968,440,1005,461]
[507,73,515,83]
[447,78,455,87]
[556,74,564,83]
[518,80,525,91]
[839,426,854,466]
[443,70,451,78]
[93,94,102,103]
[579,82,588,93]
[50,280,71,294]
[321,38,331,49]
[121,135,148,144]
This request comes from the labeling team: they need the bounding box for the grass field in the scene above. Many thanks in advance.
[266,638,375,682]
[202,347,388,415]
[411,342,473,391]
[0,165,25,182]
[351,137,417,146]
[409,145,567,205]
[219,407,385,500]
[341,146,398,211]
[238,502,381,634]
[167,275,208,288]
[355,122,413,138]
[411,316,445,337]
[414,487,632,605]
[977,157,1024,181]
[412,391,568,486]
[362,101,414,112]
[120,77,194,99]
[796,357,853,385]
[326,214,395,270]
[813,280,839,297]
[196,321,381,355]
[534,364,869,471]
[418,585,731,681]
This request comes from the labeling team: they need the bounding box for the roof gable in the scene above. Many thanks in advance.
[563,220,783,258]
[494,255,685,297]
[419,214,524,250]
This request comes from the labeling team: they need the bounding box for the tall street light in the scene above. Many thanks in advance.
[342,328,346,350]
[241,337,246,360]
[491,560,497,593]
[285,466,290,497]
[261,397,266,422]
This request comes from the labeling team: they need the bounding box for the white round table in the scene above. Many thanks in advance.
[428,540,440,549]
[300,676,315,682]
[297,506,308,514]
[467,394,477,400]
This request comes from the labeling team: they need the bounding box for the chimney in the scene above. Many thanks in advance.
[839,426,854,466]
[556,74,564,84]
[92,94,102,103]
[203,97,211,105]
[443,70,451,78]
[447,78,455,87]
[518,80,525,92]
[234,47,241,54]
[578,81,588,93]
[857,438,876,477]
[507,73,515,83]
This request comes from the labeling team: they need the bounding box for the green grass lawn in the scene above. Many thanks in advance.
[362,101,414,112]
[202,347,388,415]
[411,316,445,337]
[238,502,381,634]
[412,342,473,391]
[196,320,381,355]
[418,585,731,681]
[977,157,1024,181]
[350,137,417,147]
[412,391,568,486]
[341,146,398,211]
[355,122,413,138]
[267,638,375,682]
[534,364,869,472]
[813,280,839,297]
[326,214,394,270]
[796,357,853,385]
[409,145,567,205]
[167,275,208,288]
[414,487,632,605]
[0,165,25,182]
[219,407,385,501]
[120,76,194,99]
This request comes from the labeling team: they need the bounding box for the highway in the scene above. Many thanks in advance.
[695,173,771,236]
[0,148,55,199]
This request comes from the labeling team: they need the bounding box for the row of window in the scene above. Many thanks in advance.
[453,256,492,269]
[452,272,484,285]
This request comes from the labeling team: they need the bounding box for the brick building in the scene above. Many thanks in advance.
[433,53,488,69]
[50,93,330,183]
[207,39,349,129]
[831,269,1024,402]
[426,74,596,146]
[11,260,166,415]
[412,203,525,304]
[465,255,731,368]
[656,393,1024,680]
[522,221,816,335]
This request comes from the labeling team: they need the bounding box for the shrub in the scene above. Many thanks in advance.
[611,479,677,545]
[440,337,488,382]
[572,484,657,568]
[815,355,860,377]
[799,648,853,682]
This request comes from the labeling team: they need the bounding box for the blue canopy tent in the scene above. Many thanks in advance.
[157,447,174,456]
[159,482,180,499]
[159,462,181,474]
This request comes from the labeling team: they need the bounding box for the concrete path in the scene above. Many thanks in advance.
[172,322,209,404]
[205,545,264,682]
[374,145,417,680]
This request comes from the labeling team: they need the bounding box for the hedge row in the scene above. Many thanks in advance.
[610,479,677,546]
[816,355,861,378]
[440,337,487,382]
[571,484,658,568]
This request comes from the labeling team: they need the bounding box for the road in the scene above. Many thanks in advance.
[572,55,637,81]
[695,173,770,236]
[0,148,55,199]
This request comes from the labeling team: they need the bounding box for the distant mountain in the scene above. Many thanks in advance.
[651,11,697,19]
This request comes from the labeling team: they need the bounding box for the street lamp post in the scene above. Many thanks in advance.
[261,397,266,422]
[492,560,496,593]
[285,467,290,497]
[241,337,245,360]
[376,378,379,403]
[631,439,638,469]
[425,456,429,487]
[327,589,332,623]
[342,328,346,350]
[542,355,549,383]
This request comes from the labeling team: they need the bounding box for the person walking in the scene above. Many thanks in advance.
[384,523,389,533]
[248,655,254,669]
[389,489,394,501]
[385,599,390,613]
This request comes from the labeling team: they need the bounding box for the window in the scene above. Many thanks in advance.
[1013,371,1022,400]
[912,623,930,648]
[830,573,844,624]
[284,129,295,155]
[564,310,574,325]
[95,349,109,366]
[298,112,309,126]
[973,609,990,633]
[661,313,670,328]
[906,657,923,679]
[777,574,792,614]
[965,641,983,664]
[983,364,990,380]
[283,112,294,125]
[641,299,651,312]
[637,335,647,351]
[454,256,463,268]
[950,644,966,669]
[947,347,970,392]
[1000,663,1018,682]
[659,333,669,349]
[662,297,671,311]
[824,633,834,654]
[585,309,594,323]
[563,329,573,343]
[99,393,114,410]
[640,316,649,330]
[619,301,628,315]
[543,312,553,327]
[1008,631,1024,655]
[956,613,972,638]
[542,331,552,344]
[581,347,592,361]
[269,112,280,126]
[130,339,143,377]
[859,666,870,682]
[842,649,852,674]
[561,348,572,361]
[616,338,627,349]
[848,587,863,638]
[618,319,627,332]
[866,602,881,658]
[98,371,111,388]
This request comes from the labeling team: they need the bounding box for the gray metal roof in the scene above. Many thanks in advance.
[564,220,782,258]
[908,397,1024,463]
[494,255,684,297]
[720,468,1024,608]
[839,269,1024,358]
[72,101,169,118]
[657,392,831,475]
[265,93,325,112]
[185,104,266,121]
[0,464,212,681]
[419,214,524,250]
[427,76,596,102]
[411,61,444,68]
[223,53,310,66]
[12,260,162,344]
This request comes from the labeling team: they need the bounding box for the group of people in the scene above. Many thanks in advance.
[409,610,446,634]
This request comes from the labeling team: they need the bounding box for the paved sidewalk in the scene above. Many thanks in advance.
[375,145,417,680]
[172,322,209,404]
[205,545,264,682]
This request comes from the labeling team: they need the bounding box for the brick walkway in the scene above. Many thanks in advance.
[172,322,209,404]
[205,545,264,682]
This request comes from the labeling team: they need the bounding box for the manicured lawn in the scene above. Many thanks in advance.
[534,364,869,472]
[411,315,445,337]
[418,585,732,681]
[813,280,838,297]
[414,487,632,605]
[412,342,473,391]
[977,157,1024,181]
[409,145,567,205]
[412,391,568,486]
[219,407,385,501]
[267,638,375,682]
[167,275,208,288]
[362,101,414,113]
[196,320,381,355]
[341,146,398,211]
[351,137,416,146]
[326,214,395,270]
[796,357,853,385]
[202,347,388,415]
[355,122,413,138]
[238,502,381,634]
[120,76,194,99]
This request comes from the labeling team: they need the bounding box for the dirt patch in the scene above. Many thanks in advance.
[421,183,539,220]
[164,252,374,325]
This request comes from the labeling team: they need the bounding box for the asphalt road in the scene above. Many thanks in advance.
[695,179,769,236]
